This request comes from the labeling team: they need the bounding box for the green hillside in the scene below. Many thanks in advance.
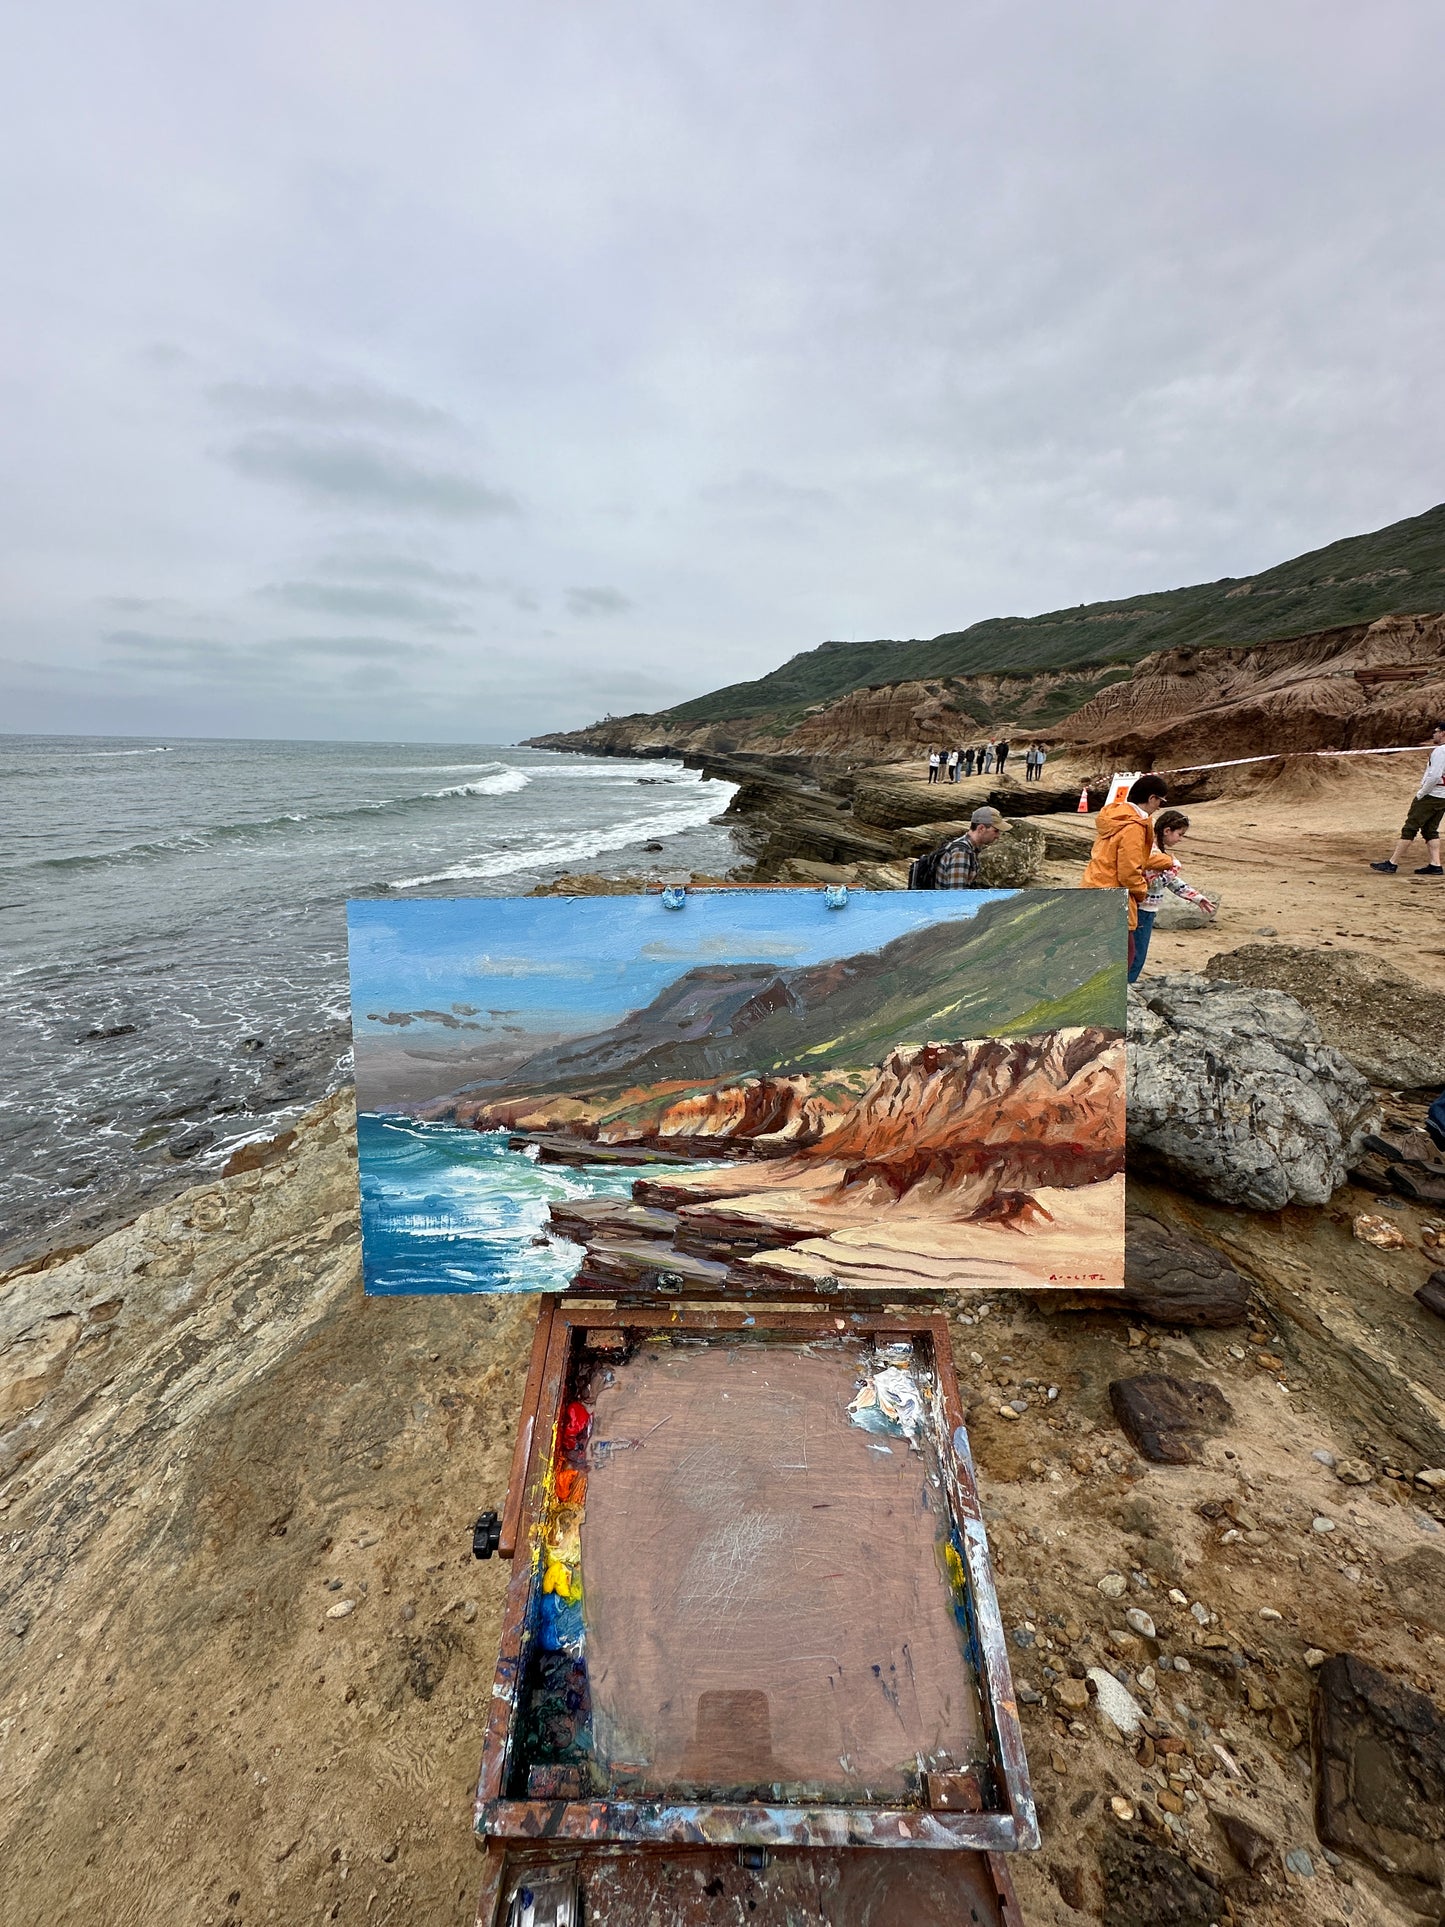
[661,500,1445,726]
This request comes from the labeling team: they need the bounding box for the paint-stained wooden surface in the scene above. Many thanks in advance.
[580,1339,986,1801]
[475,1843,1025,1926]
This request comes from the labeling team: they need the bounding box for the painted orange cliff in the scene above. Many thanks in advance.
[537,1027,1126,1296]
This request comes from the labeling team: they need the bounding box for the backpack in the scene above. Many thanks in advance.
[907,835,966,889]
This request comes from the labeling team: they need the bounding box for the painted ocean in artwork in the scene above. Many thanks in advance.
[346,888,1128,1297]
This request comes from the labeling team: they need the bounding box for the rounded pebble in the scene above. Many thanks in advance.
[1098,1573,1128,1599]
[326,1599,356,1619]
[1311,1517,1336,1534]
[1125,1608,1156,1638]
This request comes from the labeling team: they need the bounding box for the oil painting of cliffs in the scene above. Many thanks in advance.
[346,889,1126,1296]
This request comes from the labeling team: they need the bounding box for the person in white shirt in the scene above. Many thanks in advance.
[1371,722,1445,876]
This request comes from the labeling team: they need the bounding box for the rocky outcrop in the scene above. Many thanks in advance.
[1314,1653,1445,1903]
[1203,944,1445,1091]
[780,679,981,763]
[1057,612,1445,769]
[1120,1215,1253,1326]
[1127,976,1377,1210]
[781,667,1127,763]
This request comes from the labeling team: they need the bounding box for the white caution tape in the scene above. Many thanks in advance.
[1162,742,1434,776]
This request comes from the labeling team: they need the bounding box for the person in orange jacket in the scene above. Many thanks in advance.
[1081,773,1172,973]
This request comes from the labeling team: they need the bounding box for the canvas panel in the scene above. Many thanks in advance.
[346,887,1126,1296]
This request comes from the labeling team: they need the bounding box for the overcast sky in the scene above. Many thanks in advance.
[2,2,1441,744]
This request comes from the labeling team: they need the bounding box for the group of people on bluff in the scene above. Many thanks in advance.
[926,741,1048,783]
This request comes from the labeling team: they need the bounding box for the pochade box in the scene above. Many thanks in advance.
[345,885,1127,1924]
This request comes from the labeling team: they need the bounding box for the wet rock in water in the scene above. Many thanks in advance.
[1098,1831,1220,1927]
[165,1128,215,1161]
[1313,1652,1445,1893]
[1415,1272,1445,1320]
[1127,976,1376,1210]
[1118,1214,1251,1327]
[1202,944,1445,1091]
[81,1023,138,1042]
[1108,1373,1232,1465]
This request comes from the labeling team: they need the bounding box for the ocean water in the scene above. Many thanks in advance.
[0,735,735,1259]
[357,1115,715,1294]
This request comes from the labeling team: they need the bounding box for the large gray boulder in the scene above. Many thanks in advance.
[1203,943,1445,1091]
[1128,974,1377,1210]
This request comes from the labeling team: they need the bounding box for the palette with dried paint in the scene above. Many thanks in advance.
[474,1299,1036,1867]
[477,1842,1025,1926]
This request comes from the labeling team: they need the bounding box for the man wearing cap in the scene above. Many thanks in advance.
[933,807,1006,887]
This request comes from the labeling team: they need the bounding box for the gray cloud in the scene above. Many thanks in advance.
[103,627,438,667]
[257,579,473,629]
[698,471,836,521]
[565,585,632,618]
[222,434,520,518]
[208,380,451,432]
[6,2,1445,744]
[312,554,539,609]
[314,554,487,589]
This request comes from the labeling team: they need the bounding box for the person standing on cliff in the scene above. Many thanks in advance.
[927,746,942,784]
[995,738,1012,779]
[946,746,961,783]
[1371,721,1445,876]
[1081,773,1172,974]
[932,806,1006,886]
[981,740,995,774]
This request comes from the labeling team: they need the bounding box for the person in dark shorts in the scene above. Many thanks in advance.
[1371,722,1445,876]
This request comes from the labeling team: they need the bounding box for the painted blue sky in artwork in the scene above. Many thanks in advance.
[347,889,1015,1044]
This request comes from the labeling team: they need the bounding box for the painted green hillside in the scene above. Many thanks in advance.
[483,890,1126,1104]
[660,500,1445,726]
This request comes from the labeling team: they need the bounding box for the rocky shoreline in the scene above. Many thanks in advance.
[8,708,1445,1920]
[4,985,1445,1922]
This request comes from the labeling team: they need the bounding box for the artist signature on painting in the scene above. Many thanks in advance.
[1047,1273,1108,1283]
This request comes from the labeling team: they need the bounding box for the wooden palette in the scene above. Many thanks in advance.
[474,1300,1037,1856]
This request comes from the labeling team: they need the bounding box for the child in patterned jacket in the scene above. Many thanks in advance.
[1130,809,1216,983]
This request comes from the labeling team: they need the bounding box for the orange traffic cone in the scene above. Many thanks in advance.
[1076,785,1090,813]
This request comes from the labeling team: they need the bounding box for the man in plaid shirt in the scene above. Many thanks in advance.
[933,806,1006,886]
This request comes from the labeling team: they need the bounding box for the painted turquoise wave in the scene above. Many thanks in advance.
[357,1112,701,1295]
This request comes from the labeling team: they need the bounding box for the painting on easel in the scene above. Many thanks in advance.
[345,887,1126,1296]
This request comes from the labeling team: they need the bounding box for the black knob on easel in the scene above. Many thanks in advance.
[472,1510,502,1559]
